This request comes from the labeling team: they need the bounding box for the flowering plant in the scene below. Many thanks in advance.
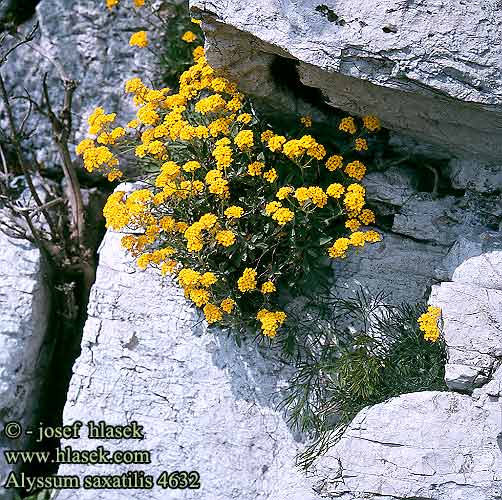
[76,46,382,339]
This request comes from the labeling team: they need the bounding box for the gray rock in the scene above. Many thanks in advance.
[436,232,502,282]
[0,232,51,495]
[192,0,502,161]
[448,158,502,194]
[57,229,320,500]
[430,251,502,392]
[312,391,502,500]
[363,166,418,207]
[332,231,448,305]
[392,194,488,246]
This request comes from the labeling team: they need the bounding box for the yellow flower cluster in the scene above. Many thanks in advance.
[339,117,356,134]
[130,31,148,48]
[344,161,366,181]
[75,108,121,180]
[82,42,382,339]
[418,306,441,342]
[182,31,197,43]
[363,115,381,132]
[328,230,381,258]
[256,309,286,337]
[237,268,257,292]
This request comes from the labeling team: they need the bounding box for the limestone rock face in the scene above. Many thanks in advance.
[430,251,502,392]
[191,0,502,161]
[313,390,502,500]
[57,230,319,500]
[0,233,51,494]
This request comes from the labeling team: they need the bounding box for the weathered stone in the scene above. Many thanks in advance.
[363,166,418,207]
[331,231,448,305]
[436,232,502,282]
[192,0,502,161]
[312,391,502,500]
[57,229,319,500]
[430,251,502,392]
[0,232,51,495]
[392,193,488,246]
[448,157,502,194]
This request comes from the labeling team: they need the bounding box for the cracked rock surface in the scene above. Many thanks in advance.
[312,390,502,500]
[192,0,502,161]
[57,230,319,500]
[0,233,51,493]
[430,251,502,392]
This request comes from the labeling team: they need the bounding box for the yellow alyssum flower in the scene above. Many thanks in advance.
[247,161,264,176]
[418,306,441,342]
[261,281,276,294]
[355,138,368,151]
[203,303,223,324]
[265,201,282,215]
[345,218,361,232]
[261,130,274,143]
[234,129,254,150]
[294,187,310,204]
[256,309,286,337]
[193,46,205,61]
[75,139,94,155]
[182,31,198,43]
[178,268,201,287]
[195,94,226,114]
[225,206,244,219]
[363,115,381,132]
[182,160,201,172]
[130,31,148,48]
[107,168,123,182]
[344,160,366,181]
[349,231,366,247]
[300,115,312,127]
[200,272,218,287]
[133,0,145,7]
[363,230,381,243]
[328,237,351,259]
[220,298,236,313]
[263,168,278,183]
[267,135,286,152]
[326,154,343,171]
[216,230,236,247]
[326,182,345,198]
[237,268,257,292]
[359,208,376,225]
[283,139,304,159]
[189,288,211,307]
[237,113,252,124]
[199,213,218,229]
[276,186,293,200]
[212,143,233,169]
[272,207,294,225]
[106,0,119,9]
[339,116,356,134]
[307,186,328,208]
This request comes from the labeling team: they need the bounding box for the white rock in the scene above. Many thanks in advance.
[192,0,502,161]
[313,391,502,500]
[57,230,320,500]
[430,251,502,392]
[0,232,51,493]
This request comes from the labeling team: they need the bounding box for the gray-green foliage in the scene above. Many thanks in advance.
[276,289,448,469]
